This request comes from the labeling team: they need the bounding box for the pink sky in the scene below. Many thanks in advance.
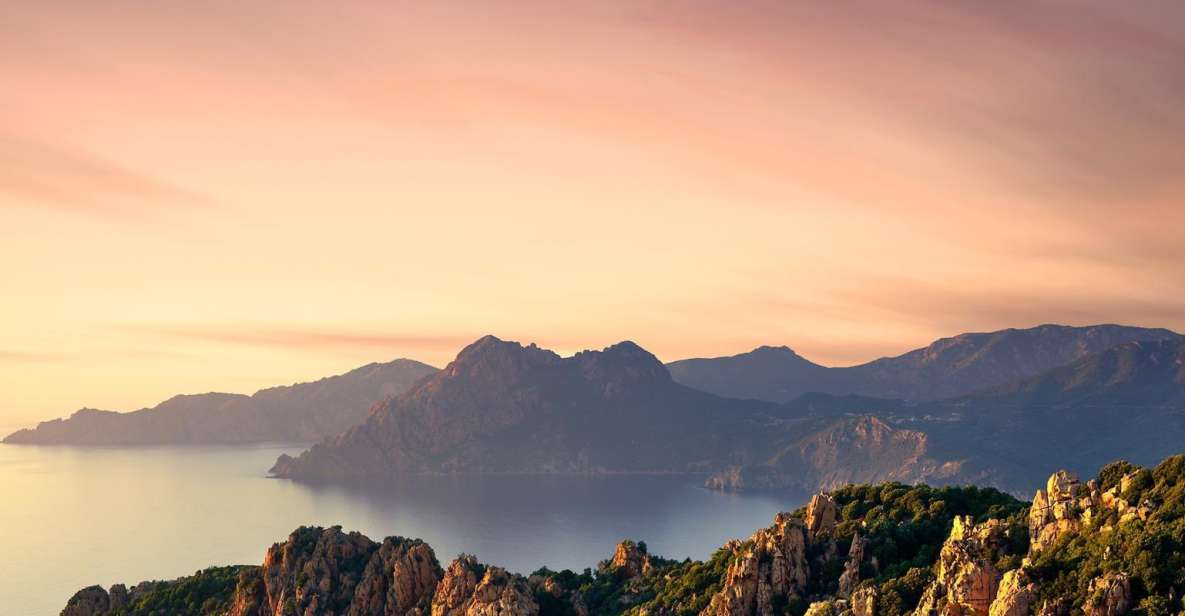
[2,1,1184,426]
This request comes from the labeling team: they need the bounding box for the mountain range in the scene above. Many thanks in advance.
[666,323,1178,401]
[7,323,1184,495]
[270,336,800,480]
[2,359,437,445]
[273,327,1185,494]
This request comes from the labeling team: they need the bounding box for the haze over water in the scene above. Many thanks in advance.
[0,443,806,615]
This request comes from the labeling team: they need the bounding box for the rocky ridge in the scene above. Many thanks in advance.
[61,457,1185,616]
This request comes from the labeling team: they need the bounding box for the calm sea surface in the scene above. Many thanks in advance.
[0,443,807,615]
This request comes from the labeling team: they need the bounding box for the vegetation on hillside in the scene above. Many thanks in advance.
[76,455,1185,616]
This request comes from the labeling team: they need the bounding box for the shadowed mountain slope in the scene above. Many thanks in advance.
[668,324,1180,402]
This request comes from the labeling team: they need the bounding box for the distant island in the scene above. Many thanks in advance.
[3,359,437,445]
[61,455,1185,616]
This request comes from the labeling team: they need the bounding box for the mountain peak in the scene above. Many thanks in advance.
[574,341,670,388]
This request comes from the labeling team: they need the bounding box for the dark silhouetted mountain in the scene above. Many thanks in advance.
[3,359,438,445]
[665,345,832,402]
[668,324,1180,402]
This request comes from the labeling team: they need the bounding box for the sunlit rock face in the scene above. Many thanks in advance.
[433,556,538,616]
[701,513,810,616]
[224,527,441,616]
[913,516,1011,616]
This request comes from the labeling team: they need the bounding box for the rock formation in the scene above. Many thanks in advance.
[60,463,1179,616]
[987,570,1036,616]
[706,415,968,493]
[1028,470,1151,553]
[837,533,866,598]
[804,493,838,541]
[608,540,652,579]
[433,556,537,616]
[1085,573,1133,616]
[702,513,809,616]
[913,516,1010,616]
[432,556,483,616]
[223,527,441,616]
[1027,471,1091,552]
[850,587,878,616]
[61,586,111,616]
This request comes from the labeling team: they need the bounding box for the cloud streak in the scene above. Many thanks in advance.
[0,134,203,216]
[130,324,476,356]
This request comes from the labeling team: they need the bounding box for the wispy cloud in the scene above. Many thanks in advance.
[129,324,476,355]
[0,350,68,363]
[0,134,204,216]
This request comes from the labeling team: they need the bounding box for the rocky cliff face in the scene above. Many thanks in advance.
[1027,470,1151,553]
[431,557,538,616]
[67,526,543,616]
[702,513,810,616]
[913,517,1011,616]
[608,540,652,579]
[223,527,441,616]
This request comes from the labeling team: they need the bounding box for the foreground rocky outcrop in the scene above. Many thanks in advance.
[702,513,810,616]
[62,455,1185,616]
[913,516,1011,616]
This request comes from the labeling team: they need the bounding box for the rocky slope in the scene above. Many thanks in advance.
[704,416,965,492]
[61,454,1185,616]
[667,325,1179,403]
[4,358,438,445]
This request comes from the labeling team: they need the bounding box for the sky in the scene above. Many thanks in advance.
[2,1,1185,427]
